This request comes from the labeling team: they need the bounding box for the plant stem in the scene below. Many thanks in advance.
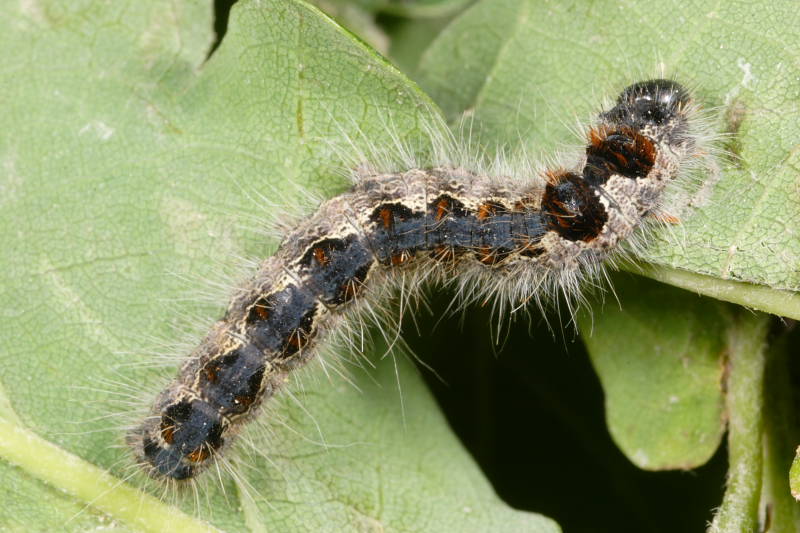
[708,311,770,533]
[0,418,219,533]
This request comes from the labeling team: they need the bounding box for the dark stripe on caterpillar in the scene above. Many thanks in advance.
[128,79,697,481]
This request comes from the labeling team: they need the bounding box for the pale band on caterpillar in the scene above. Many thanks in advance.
[128,79,706,481]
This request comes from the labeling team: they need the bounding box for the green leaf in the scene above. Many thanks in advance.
[307,0,391,56]
[385,15,457,74]
[0,0,557,531]
[791,451,800,501]
[579,275,727,471]
[339,0,473,18]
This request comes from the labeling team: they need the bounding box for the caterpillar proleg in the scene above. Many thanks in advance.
[128,79,706,481]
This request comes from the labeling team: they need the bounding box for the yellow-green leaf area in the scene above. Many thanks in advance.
[791,449,800,501]
[580,276,727,470]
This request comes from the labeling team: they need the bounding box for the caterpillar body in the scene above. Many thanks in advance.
[129,79,701,481]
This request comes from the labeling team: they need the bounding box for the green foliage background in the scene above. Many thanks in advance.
[0,0,798,531]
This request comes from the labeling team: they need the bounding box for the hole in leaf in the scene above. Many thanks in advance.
[406,294,728,533]
[208,0,238,59]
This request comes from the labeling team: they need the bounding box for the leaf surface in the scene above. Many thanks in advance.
[580,275,727,470]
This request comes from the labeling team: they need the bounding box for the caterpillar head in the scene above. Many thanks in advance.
[129,395,224,480]
[603,79,691,130]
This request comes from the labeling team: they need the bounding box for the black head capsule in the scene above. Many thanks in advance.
[137,399,225,480]
[603,79,690,128]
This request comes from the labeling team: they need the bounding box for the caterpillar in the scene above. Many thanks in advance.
[128,79,703,481]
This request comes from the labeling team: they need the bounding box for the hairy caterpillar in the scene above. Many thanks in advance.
[128,79,704,481]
